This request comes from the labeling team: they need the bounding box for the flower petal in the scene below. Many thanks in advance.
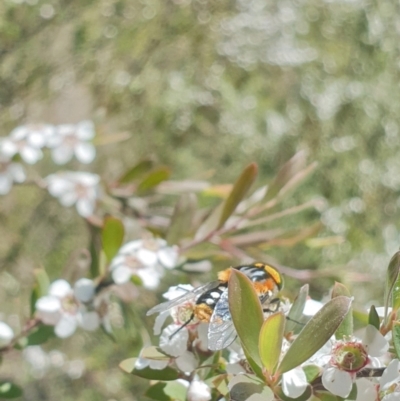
[137,266,162,290]
[154,310,171,335]
[175,350,198,373]
[49,280,72,298]
[159,324,188,357]
[355,378,377,401]
[112,265,132,284]
[79,311,100,331]
[380,359,400,388]
[282,367,308,398]
[363,324,389,357]
[76,198,95,217]
[157,247,178,269]
[137,248,158,266]
[74,278,95,303]
[51,146,74,165]
[187,378,211,401]
[75,142,96,164]
[0,322,14,347]
[55,315,78,338]
[0,174,12,195]
[322,367,353,398]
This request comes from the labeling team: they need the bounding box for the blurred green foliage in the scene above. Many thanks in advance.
[1,0,400,399]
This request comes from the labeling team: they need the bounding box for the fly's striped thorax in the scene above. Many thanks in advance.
[193,283,228,322]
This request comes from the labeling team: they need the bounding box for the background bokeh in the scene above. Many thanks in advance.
[1,0,400,399]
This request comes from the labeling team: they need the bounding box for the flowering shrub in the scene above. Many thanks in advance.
[2,120,400,401]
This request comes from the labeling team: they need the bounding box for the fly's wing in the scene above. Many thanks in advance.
[146,281,221,316]
[207,288,237,351]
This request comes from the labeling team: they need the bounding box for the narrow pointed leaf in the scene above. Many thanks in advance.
[102,216,125,262]
[277,296,352,374]
[118,159,154,184]
[218,163,258,229]
[137,166,171,193]
[392,322,400,359]
[385,251,400,324]
[229,269,264,368]
[277,162,317,201]
[263,151,307,202]
[166,193,197,245]
[259,312,285,374]
[194,203,224,241]
[331,282,353,339]
[119,358,179,381]
[285,284,308,335]
[368,306,380,330]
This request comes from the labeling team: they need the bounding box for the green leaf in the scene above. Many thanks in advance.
[263,151,307,203]
[119,358,179,381]
[228,269,264,369]
[194,203,224,241]
[331,283,353,339]
[118,159,154,184]
[24,324,55,346]
[145,383,170,401]
[285,284,308,335]
[259,312,285,374]
[141,346,170,361]
[137,166,171,193]
[0,382,23,399]
[89,225,101,278]
[163,381,188,401]
[302,365,321,383]
[277,296,352,374]
[166,193,197,245]
[313,392,339,401]
[218,163,258,229]
[368,306,380,330]
[30,269,50,315]
[392,322,400,359]
[145,381,188,401]
[102,216,125,262]
[33,268,50,297]
[385,251,400,323]
[212,374,231,396]
[228,375,274,401]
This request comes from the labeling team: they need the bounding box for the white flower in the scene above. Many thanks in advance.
[159,324,189,357]
[47,120,96,164]
[0,156,25,195]
[1,124,53,164]
[187,377,212,401]
[322,325,389,398]
[110,238,179,289]
[46,171,100,217]
[35,278,100,338]
[355,359,400,401]
[0,321,14,348]
[282,367,308,398]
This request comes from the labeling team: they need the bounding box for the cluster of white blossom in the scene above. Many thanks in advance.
[45,171,100,217]
[145,288,400,400]
[136,284,212,400]
[0,121,96,195]
[110,238,179,289]
[35,278,105,338]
